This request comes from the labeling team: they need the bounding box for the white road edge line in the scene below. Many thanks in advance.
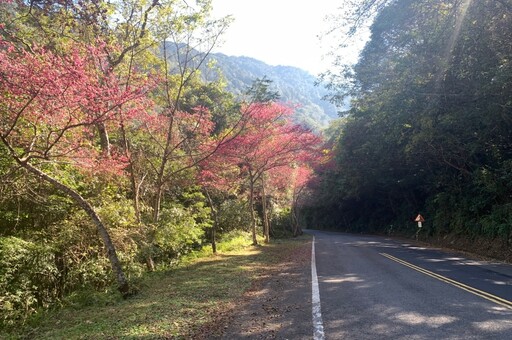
[312,236,325,340]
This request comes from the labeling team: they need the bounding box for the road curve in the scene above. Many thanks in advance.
[308,230,512,340]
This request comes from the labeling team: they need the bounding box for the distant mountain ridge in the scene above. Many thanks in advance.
[203,53,338,130]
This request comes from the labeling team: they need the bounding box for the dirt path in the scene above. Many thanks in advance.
[196,239,313,339]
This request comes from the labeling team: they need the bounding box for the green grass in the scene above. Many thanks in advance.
[1,234,310,339]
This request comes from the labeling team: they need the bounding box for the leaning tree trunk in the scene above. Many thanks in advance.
[19,161,131,296]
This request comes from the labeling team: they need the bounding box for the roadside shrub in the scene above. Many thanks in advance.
[271,208,294,238]
[152,201,212,265]
[0,237,57,327]
[217,230,258,252]
[217,199,251,233]
[480,204,512,239]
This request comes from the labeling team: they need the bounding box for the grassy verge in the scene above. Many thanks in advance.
[2,234,310,339]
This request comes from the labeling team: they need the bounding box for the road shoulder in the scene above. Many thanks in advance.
[197,237,313,339]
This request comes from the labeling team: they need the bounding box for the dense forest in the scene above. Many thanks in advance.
[303,0,512,262]
[0,0,321,326]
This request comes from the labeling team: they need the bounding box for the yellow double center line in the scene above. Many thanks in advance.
[380,252,512,310]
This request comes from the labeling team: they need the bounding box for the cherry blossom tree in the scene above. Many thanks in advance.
[288,165,315,236]
[198,155,241,253]
[207,102,321,245]
[0,38,148,295]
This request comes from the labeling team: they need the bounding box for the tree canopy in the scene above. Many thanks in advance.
[306,0,512,261]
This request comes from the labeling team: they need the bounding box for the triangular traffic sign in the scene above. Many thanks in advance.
[414,214,425,222]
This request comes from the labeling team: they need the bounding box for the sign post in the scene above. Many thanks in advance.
[414,214,425,240]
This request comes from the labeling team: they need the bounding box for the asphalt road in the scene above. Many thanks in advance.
[310,230,512,340]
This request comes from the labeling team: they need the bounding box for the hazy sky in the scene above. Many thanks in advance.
[210,0,344,75]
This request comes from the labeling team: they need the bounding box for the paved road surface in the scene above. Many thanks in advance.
[311,230,512,339]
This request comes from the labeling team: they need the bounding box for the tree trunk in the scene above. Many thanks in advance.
[145,256,155,271]
[133,176,142,223]
[153,184,163,223]
[54,250,67,299]
[130,167,146,225]
[204,189,218,254]
[291,204,298,236]
[211,222,217,254]
[261,177,270,243]
[145,182,164,271]
[291,193,303,237]
[20,161,131,296]
[120,123,142,224]
[249,177,258,245]
[290,205,296,234]
[97,122,111,157]
[127,160,143,224]
[268,211,273,238]
[294,207,303,236]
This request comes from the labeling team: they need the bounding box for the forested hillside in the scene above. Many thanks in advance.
[303,0,512,261]
[0,0,321,327]
[204,53,339,130]
[165,44,339,130]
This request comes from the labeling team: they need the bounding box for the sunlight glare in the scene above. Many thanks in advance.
[394,312,457,326]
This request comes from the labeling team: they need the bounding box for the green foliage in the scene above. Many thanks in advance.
[48,197,143,290]
[180,77,240,134]
[0,237,57,326]
[0,194,147,327]
[217,199,252,233]
[204,54,338,130]
[481,205,512,239]
[245,76,281,103]
[154,206,205,254]
[60,286,123,310]
[1,236,308,339]
[216,230,258,252]
[270,208,294,238]
[310,0,512,254]
[152,191,213,263]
